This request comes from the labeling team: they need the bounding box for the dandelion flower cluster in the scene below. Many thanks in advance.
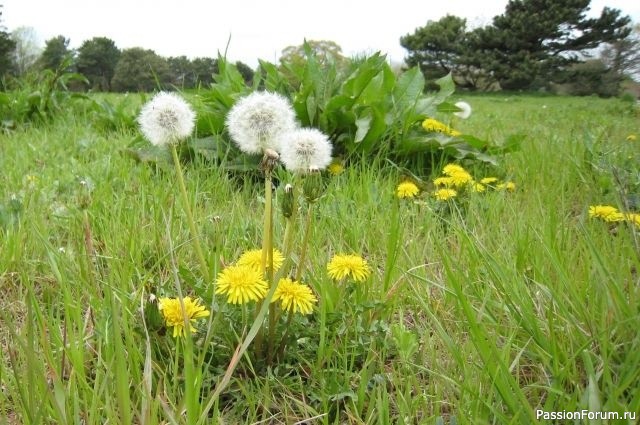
[480,177,499,185]
[588,205,625,223]
[236,248,285,272]
[215,265,268,304]
[226,91,296,154]
[453,101,472,119]
[327,254,371,282]
[158,296,210,338]
[396,181,420,199]
[272,278,317,314]
[422,118,462,137]
[434,188,457,201]
[138,92,196,146]
[496,181,516,192]
[279,128,333,173]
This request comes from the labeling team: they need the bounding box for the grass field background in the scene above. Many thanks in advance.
[0,94,638,424]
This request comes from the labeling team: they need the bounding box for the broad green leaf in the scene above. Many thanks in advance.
[393,67,424,112]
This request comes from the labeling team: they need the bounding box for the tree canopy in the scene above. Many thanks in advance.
[76,37,120,91]
[401,0,632,91]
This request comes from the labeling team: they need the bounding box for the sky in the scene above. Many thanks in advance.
[2,0,639,67]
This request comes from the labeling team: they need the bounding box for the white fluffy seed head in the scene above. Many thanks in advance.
[226,91,297,154]
[279,128,333,174]
[453,101,472,119]
[138,92,196,146]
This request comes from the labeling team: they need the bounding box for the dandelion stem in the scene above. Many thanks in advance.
[170,145,211,283]
[254,169,274,358]
[277,309,295,359]
[295,202,314,283]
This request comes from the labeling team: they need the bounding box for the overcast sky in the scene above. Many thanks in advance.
[2,0,639,67]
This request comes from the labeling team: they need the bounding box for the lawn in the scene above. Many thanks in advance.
[0,93,638,424]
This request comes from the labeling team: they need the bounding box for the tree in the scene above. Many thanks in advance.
[280,40,348,69]
[38,35,73,71]
[76,37,120,91]
[401,15,467,78]
[111,47,172,92]
[235,61,254,85]
[600,23,640,82]
[10,26,41,75]
[474,0,631,89]
[167,55,195,88]
[0,6,15,77]
[191,57,217,86]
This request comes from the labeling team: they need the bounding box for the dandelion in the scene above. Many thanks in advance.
[627,134,637,141]
[449,170,473,187]
[434,188,457,201]
[327,254,371,282]
[471,182,486,192]
[226,91,296,154]
[422,118,461,137]
[589,205,624,222]
[236,248,285,273]
[328,160,345,176]
[272,278,317,314]
[138,92,195,146]
[624,213,640,227]
[215,265,268,304]
[158,296,210,338]
[497,181,516,192]
[442,163,466,176]
[454,101,472,119]
[480,177,499,185]
[279,128,333,173]
[396,181,420,199]
[434,177,454,187]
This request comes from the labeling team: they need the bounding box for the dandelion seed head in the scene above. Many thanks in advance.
[454,101,472,119]
[138,92,195,146]
[279,128,333,173]
[226,91,296,154]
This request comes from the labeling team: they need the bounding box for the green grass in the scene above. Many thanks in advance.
[0,94,639,424]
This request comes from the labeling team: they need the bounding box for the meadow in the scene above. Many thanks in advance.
[0,92,639,424]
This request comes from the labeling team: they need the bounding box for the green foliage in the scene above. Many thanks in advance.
[38,35,73,72]
[76,36,121,91]
[110,47,172,92]
[401,1,632,91]
[0,6,15,79]
[555,59,622,97]
[0,59,87,129]
[190,51,510,172]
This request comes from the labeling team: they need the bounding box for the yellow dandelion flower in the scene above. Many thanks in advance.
[236,248,285,272]
[272,278,317,314]
[471,182,486,192]
[433,177,454,187]
[588,205,624,222]
[626,134,636,141]
[328,161,345,176]
[449,170,473,187]
[215,265,268,304]
[158,296,210,338]
[434,188,457,201]
[327,254,371,282]
[396,181,419,199]
[480,177,499,185]
[422,118,461,137]
[624,213,640,227]
[497,181,516,192]
[442,163,466,176]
